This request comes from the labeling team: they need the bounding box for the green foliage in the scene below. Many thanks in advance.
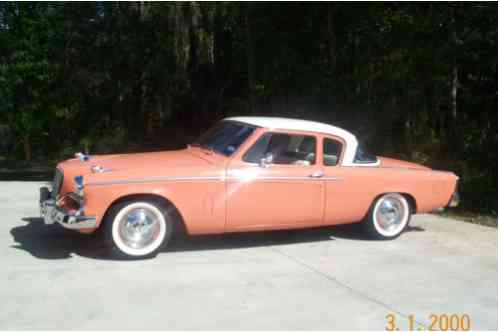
[0,2,497,214]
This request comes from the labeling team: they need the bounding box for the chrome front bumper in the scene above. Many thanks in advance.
[40,187,97,229]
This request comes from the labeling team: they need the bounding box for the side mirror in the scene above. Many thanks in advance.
[259,153,273,168]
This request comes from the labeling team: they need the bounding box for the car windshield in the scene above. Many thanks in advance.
[192,121,256,157]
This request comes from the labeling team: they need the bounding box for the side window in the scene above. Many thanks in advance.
[354,145,378,164]
[323,138,342,166]
[243,133,316,165]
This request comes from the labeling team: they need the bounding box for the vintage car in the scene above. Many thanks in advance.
[40,117,459,258]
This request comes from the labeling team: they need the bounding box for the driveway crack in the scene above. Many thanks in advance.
[267,245,427,330]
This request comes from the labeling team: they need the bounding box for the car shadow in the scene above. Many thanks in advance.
[10,217,110,260]
[10,217,425,261]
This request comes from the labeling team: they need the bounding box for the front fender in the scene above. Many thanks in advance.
[84,180,226,235]
[84,183,178,229]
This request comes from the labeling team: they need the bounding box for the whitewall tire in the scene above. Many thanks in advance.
[364,193,411,239]
[105,200,173,258]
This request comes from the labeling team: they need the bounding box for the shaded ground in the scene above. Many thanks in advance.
[0,168,52,181]
[0,158,53,181]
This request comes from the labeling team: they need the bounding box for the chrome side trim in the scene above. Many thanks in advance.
[352,159,381,167]
[324,177,343,181]
[238,176,342,181]
[86,176,224,186]
[86,175,343,186]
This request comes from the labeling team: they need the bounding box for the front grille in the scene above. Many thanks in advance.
[52,168,63,197]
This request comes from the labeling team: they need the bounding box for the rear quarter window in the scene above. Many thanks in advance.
[323,138,343,166]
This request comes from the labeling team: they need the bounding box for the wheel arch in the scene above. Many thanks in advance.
[370,191,417,214]
[99,193,188,235]
[400,192,417,214]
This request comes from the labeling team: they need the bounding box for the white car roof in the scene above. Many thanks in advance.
[223,116,361,166]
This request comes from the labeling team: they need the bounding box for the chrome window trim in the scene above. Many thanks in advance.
[193,120,258,157]
[242,131,318,165]
[224,116,359,166]
[323,137,344,167]
[352,159,381,167]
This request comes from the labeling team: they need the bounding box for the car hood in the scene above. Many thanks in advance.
[61,149,215,172]
[378,156,430,170]
[56,148,223,193]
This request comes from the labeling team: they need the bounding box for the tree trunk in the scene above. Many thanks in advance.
[450,65,458,128]
[187,2,201,122]
[213,5,226,117]
[172,3,189,70]
[188,2,200,75]
[449,7,459,150]
[326,3,336,72]
[244,4,255,114]
[23,135,31,161]
[138,1,146,20]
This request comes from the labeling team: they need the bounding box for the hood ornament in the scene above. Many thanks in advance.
[75,152,90,162]
[91,165,112,173]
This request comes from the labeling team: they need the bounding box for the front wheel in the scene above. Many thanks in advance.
[363,193,411,240]
[105,200,173,258]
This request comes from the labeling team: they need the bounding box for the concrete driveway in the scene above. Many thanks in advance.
[1,181,497,330]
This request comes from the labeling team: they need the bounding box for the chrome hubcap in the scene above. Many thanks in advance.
[376,197,405,231]
[118,208,161,249]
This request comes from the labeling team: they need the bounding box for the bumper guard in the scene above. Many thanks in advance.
[40,187,97,229]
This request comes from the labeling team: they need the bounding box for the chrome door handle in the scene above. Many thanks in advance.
[309,171,324,178]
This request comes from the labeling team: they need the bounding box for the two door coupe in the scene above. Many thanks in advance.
[40,117,459,258]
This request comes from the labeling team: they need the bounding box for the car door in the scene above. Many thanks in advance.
[226,131,324,231]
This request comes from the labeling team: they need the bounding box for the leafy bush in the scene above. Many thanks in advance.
[459,175,498,216]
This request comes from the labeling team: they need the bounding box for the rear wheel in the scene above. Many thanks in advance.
[363,193,411,239]
[104,200,173,258]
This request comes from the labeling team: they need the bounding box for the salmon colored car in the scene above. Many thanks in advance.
[39,117,459,258]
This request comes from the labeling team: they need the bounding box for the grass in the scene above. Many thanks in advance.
[437,210,498,229]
